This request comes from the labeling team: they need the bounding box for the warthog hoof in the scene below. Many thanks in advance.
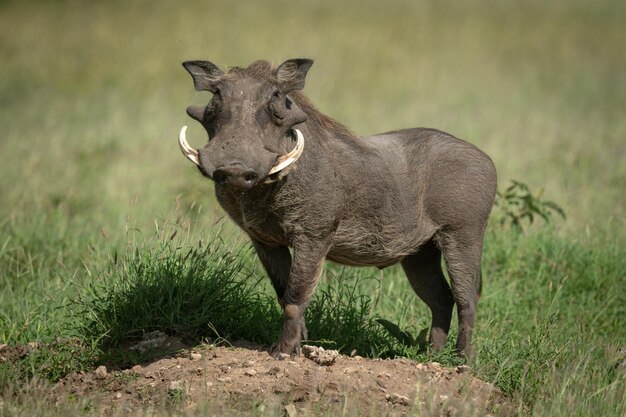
[269,316,308,359]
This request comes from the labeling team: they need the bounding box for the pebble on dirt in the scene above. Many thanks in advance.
[301,345,339,366]
[385,393,410,406]
[95,365,108,378]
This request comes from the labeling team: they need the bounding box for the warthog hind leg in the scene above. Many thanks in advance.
[436,227,485,359]
[401,240,454,350]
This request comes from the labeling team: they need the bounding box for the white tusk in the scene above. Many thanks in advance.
[267,129,305,176]
[178,125,200,166]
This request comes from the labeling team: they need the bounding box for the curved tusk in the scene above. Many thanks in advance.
[267,129,305,176]
[178,125,200,166]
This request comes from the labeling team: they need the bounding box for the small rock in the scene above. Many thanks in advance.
[276,353,291,361]
[385,393,410,406]
[244,369,257,377]
[190,352,202,361]
[456,364,470,374]
[284,403,298,417]
[94,365,108,377]
[243,360,256,367]
[301,345,338,366]
[115,392,122,399]
[428,361,441,368]
[439,394,449,402]
[27,342,39,349]
[415,363,425,371]
[80,374,93,384]
[195,367,203,375]
[206,381,213,388]
[131,364,142,372]
[217,377,232,383]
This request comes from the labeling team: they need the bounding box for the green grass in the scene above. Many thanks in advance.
[1,0,625,415]
[75,233,280,349]
[476,228,626,416]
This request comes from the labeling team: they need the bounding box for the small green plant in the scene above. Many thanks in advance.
[110,371,140,384]
[166,383,186,408]
[25,339,98,382]
[495,180,566,231]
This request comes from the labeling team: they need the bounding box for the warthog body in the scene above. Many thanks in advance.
[179,59,496,358]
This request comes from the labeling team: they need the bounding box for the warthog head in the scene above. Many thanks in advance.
[179,59,313,190]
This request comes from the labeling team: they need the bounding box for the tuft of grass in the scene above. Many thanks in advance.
[74,235,282,353]
[0,339,97,389]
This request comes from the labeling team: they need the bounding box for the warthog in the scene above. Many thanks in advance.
[178,58,496,359]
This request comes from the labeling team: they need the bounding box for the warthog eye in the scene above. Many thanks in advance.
[269,95,286,121]
[211,89,222,103]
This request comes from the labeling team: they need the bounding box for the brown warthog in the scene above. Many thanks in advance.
[178,59,497,359]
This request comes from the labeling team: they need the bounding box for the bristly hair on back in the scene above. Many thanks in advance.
[227,60,355,139]
[227,60,274,81]
[288,91,355,139]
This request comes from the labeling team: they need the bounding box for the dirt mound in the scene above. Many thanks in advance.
[55,341,515,416]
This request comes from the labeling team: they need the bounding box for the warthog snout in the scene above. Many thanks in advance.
[212,163,260,190]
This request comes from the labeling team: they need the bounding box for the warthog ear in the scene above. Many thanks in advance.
[182,60,223,93]
[275,58,314,92]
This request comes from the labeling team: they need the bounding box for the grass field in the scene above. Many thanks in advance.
[0,0,625,415]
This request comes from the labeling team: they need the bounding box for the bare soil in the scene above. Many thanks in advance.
[48,339,516,416]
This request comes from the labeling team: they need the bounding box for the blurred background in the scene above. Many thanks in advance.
[1,2,625,413]
[1,0,624,239]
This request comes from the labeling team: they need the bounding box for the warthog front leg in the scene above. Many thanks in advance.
[270,238,331,358]
[252,240,291,305]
